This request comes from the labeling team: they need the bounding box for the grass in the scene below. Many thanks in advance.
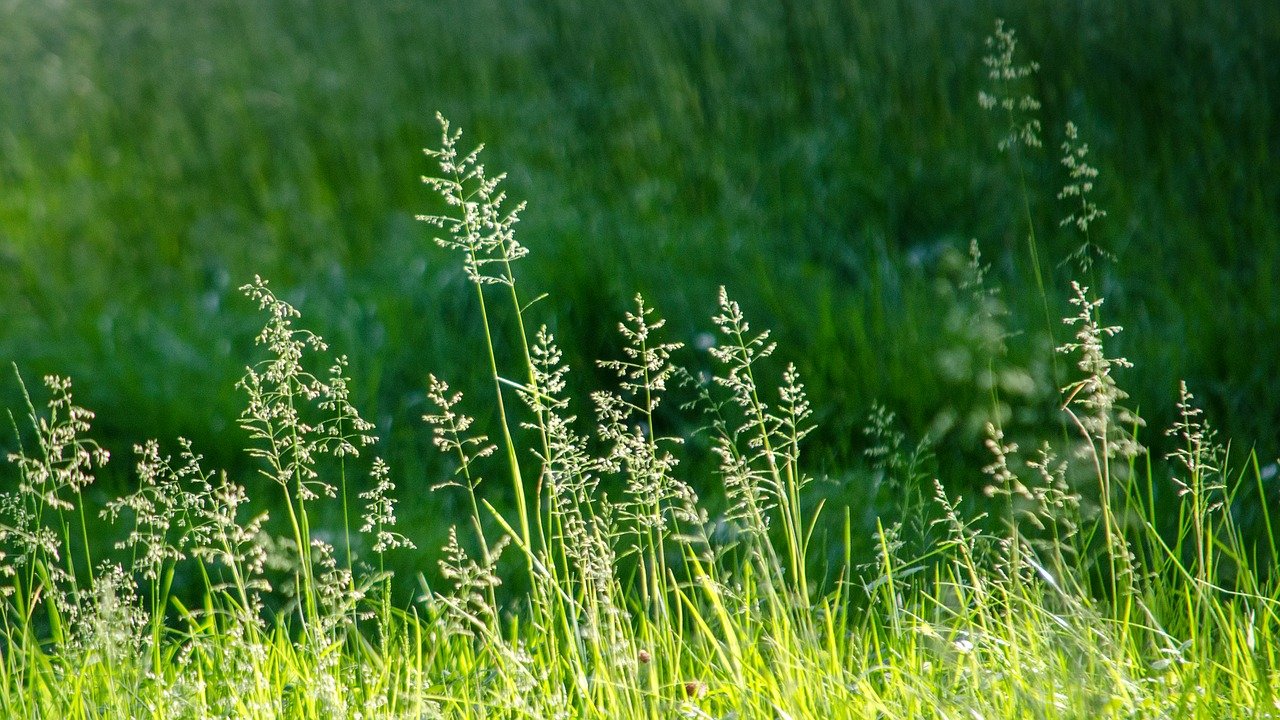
[2,0,1278,485]
[2,7,1280,717]
[5,34,1280,709]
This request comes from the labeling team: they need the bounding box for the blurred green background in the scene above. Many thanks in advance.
[2,0,1278,573]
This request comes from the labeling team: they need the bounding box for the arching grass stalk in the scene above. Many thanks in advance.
[419,114,539,563]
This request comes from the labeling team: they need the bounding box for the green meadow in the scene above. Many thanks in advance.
[2,1,1280,717]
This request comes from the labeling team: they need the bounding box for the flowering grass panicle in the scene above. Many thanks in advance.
[434,526,507,637]
[934,241,1051,445]
[1058,281,1145,463]
[186,471,273,612]
[603,294,684,396]
[239,276,375,502]
[707,287,780,536]
[418,112,528,287]
[1022,442,1081,543]
[862,402,936,548]
[928,478,987,585]
[1056,281,1148,598]
[778,362,815,472]
[1,374,108,620]
[594,295,688,541]
[521,325,572,414]
[981,422,1026,501]
[102,439,213,580]
[952,240,1009,359]
[1167,381,1225,514]
[863,403,908,480]
[359,457,414,554]
[516,327,622,625]
[1058,121,1114,273]
[423,374,496,494]
[979,18,1042,152]
[1166,381,1228,579]
[6,374,108,512]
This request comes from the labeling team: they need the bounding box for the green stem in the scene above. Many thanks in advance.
[474,283,533,561]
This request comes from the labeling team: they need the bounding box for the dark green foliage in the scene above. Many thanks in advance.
[2,0,1276,520]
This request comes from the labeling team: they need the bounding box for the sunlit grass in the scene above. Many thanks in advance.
[3,15,1280,719]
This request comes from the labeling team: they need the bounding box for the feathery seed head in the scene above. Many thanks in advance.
[1058,121,1114,271]
[424,374,495,492]
[419,114,527,286]
[980,19,1042,151]
[1058,282,1145,461]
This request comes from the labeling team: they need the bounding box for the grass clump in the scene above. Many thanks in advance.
[4,21,1280,720]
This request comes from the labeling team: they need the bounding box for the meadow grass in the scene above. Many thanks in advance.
[4,11,1280,719]
[2,0,1277,485]
[5,41,1280,711]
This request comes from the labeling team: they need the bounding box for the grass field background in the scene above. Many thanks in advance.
[2,0,1278,567]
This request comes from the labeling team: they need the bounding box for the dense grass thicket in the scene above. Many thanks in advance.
[5,16,1280,714]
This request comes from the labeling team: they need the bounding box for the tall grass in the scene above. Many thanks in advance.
[3,17,1280,720]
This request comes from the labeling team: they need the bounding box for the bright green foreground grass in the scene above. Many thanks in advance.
[4,90,1280,715]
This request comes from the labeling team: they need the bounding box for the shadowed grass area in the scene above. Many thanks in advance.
[2,0,1277,494]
